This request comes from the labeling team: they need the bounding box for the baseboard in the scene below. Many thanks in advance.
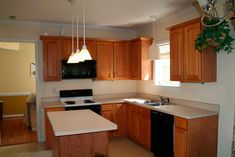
[3,114,24,118]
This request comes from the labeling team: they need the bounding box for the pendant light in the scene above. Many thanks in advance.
[67,0,76,63]
[148,16,160,60]
[77,0,92,62]
[72,0,81,62]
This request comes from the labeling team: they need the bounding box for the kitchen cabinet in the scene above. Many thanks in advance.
[96,41,114,80]
[101,103,126,138]
[174,116,218,157]
[44,107,64,148]
[130,38,153,80]
[62,38,96,60]
[113,42,130,79]
[128,105,141,142]
[127,105,150,149]
[41,36,62,81]
[80,38,97,60]
[62,37,78,60]
[139,108,151,149]
[41,36,152,81]
[169,18,217,82]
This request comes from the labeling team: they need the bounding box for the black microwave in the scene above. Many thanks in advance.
[61,60,96,79]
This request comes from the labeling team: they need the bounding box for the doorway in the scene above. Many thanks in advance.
[0,41,37,146]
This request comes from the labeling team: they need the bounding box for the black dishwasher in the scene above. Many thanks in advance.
[151,110,174,157]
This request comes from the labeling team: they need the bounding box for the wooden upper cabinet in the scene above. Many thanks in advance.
[41,36,62,81]
[113,42,130,79]
[130,38,153,80]
[170,28,184,81]
[184,22,202,81]
[80,39,97,60]
[96,41,114,80]
[62,37,78,60]
[169,18,217,82]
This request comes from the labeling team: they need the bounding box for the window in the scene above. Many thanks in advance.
[154,42,180,87]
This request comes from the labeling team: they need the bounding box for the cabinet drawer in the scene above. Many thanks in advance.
[101,104,114,111]
[175,117,187,130]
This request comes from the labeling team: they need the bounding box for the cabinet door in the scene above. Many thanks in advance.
[113,42,130,79]
[184,22,202,81]
[174,127,187,157]
[45,107,64,148]
[113,104,125,137]
[101,104,114,138]
[96,41,114,80]
[170,28,184,81]
[140,108,151,149]
[80,39,97,60]
[42,37,62,81]
[130,40,141,80]
[62,38,78,60]
[129,105,141,142]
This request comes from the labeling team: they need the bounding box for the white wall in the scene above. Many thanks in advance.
[135,6,235,157]
[0,20,137,142]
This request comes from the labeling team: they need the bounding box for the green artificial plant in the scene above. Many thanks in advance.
[195,18,234,53]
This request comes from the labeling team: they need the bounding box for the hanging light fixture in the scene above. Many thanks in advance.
[196,0,235,27]
[148,15,160,60]
[67,0,76,63]
[72,0,81,62]
[77,0,92,62]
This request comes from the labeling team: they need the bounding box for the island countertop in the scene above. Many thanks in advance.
[47,110,117,136]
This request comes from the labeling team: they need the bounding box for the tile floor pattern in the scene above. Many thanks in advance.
[0,138,154,157]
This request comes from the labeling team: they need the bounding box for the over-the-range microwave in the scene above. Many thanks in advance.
[61,60,96,79]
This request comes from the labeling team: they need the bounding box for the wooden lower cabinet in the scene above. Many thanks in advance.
[127,105,151,149]
[44,107,64,148]
[51,131,108,157]
[174,116,218,157]
[140,108,151,149]
[101,103,126,139]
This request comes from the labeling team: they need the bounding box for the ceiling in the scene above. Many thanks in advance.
[0,0,195,28]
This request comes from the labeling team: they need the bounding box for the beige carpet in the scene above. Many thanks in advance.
[0,138,154,157]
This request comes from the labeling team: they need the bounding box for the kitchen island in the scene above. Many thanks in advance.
[47,110,117,157]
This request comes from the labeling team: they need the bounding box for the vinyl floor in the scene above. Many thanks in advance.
[0,137,154,157]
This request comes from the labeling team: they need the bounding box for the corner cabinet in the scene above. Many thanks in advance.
[169,18,217,82]
[130,38,153,80]
[101,103,126,138]
[41,36,62,81]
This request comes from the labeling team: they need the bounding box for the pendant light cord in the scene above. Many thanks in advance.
[151,16,156,42]
[83,0,86,46]
[76,0,79,50]
[71,1,74,53]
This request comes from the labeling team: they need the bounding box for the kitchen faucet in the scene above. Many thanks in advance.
[160,96,170,104]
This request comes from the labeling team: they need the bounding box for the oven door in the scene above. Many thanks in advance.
[65,105,101,115]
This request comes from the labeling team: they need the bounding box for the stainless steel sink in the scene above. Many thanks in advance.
[144,101,163,106]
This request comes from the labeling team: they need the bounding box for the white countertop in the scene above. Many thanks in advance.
[47,110,117,136]
[124,98,218,119]
[43,97,218,120]
[151,105,218,119]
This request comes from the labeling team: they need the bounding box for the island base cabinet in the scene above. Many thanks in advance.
[52,131,108,157]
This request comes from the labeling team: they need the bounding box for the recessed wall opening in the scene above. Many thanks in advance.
[0,41,37,146]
